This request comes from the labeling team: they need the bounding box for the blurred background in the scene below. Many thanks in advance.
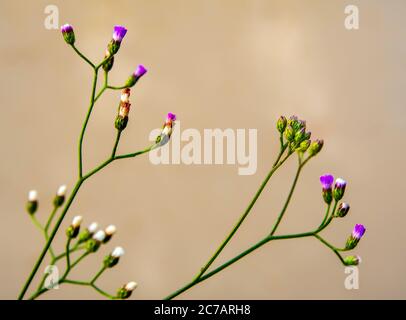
[0,0,404,299]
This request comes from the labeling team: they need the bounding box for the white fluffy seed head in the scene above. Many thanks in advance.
[87,222,98,233]
[93,230,106,242]
[111,246,125,258]
[125,281,137,291]
[71,215,83,228]
[28,190,38,202]
[57,185,67,196]
[105,225,117,236]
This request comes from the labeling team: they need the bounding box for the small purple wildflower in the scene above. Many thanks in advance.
[167,112,176,122]
[112,25,127,42]
[320,174,334,190]
[352,224,366,240]
[134,65,147,78]
[61,24,73,34]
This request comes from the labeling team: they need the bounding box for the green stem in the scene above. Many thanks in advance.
[91,266,106,285]
[44,206,58,233]
[71,45,95,69]
[78,69,99,179]
[91,284,116,299]
[314,234,346,265]
[63,238,72,279]
[269,154,303,236]
[193,146,290,281]
[111,131,122,158]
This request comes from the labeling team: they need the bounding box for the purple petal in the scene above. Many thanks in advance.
[167,112,176,121]
[320,174,334,189]
[61,24,73,33]
[335,178,347,189]
[113,25,127,42]
[352,224,366,239]
[134,65,147,78]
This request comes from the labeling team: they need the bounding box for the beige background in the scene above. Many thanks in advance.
[0,0,404,299]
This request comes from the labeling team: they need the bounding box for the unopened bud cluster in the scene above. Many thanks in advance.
[276,115,323,156]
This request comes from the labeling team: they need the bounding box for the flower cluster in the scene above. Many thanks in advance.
[277,115,323,156]
[319,174,366,265]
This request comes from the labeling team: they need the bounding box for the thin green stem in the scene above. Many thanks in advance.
[193,145,290,281]
[91,266,106,285]
[63,279,89,286]
[63,238,72,279]
[269,154,304,236]
[91,284,116,299]
[29,214,56,259]
[107,85,127,90]
[78,69,99,179]
[70,251,90,270]
[71,45,95,69]
[44,206,58,233]
[111,131,122,158]
[314,234,346,265]
[319,203,331,229]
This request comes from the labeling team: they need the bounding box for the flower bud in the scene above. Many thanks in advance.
[26,190,38,215]
[115,88,131,131]
[294,128,306,143]
[336,202,350,218]
[125,65,148,87]
[155,113,177,147]
[104,246,125,268]
[308,139,323,156]
[103,225,117,243]
[296,139,310,153]
[276,116,287,133]
[319,174,334,204]
[102,49,114,72]
[78,222,98,243]
[284,125,294,142]
[333,178,347,201]
[61,24,75,45]
[53,185,67,207]
[344,255,361,266]
[86,230,106,253]
[117,281,137,299]
[107,25,127,55]
[66,215,82,239]
[345,224,366,250]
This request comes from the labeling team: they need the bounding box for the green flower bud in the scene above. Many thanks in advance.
[284,126,295,142]
[115,115,128,131]
[86,239,101,253]
[308,139,324,156]
[53,185,67,208]
[61,24,75,45]
[102,51,115,72]
[294,128,306,143]
[296,139,310,152]
[26,190,38,215]
[344,255,361,266]
[336,203,350,218]
[117,281,137,299]
[276,116,287,133]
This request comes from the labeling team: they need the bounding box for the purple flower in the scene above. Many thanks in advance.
[134,65,147,78]
[61,24,73,34]
[61,24,75,45]
[320,174,334,190]
[167,112,176,121]
[112,25,127,42]
[352,224,366,240]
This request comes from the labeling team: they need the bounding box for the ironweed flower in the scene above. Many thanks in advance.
[320,174,334,204]
[308,139,324,156]
[61,24,75,45]
[104,246,125,268]
[344,255,361,266]
[108,25,127,55]
[345,224,366,250]
[117,281,137,299]
[336,202,350,217]
[276,116,287,133]
[53,184,67,207]
[155,112,177,147]
[103,225,116,243]
[125,65,148,87]
[66,215,82,239]
[102,49,114,72]
[86,230,106,252]
[115,88,131,131]
[333,178,347,201]
[78,222,98,243]
[26,190,38,215]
